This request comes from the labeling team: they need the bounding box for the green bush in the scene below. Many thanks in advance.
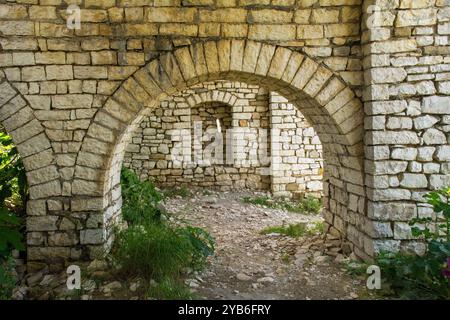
[0,129,26,258]
[113,168,215,299]
[376,187,450,300]
[120,168,163,225]
[0,208,24,259]
[0,255,16,300]
[114,222,215,280]
[113,222,196,279]
[0,128,26,300]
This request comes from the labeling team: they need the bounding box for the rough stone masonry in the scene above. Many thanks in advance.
[123,80,324,198]
[0,0,448,271]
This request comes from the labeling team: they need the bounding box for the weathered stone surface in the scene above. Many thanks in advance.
[27,216,59,232]
[0,2,447,265]
[80,229,104,245]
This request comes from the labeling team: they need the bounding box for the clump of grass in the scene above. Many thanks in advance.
[243,195,322,215]
[260,223,308,238]
[298,196,323,214]
[113,223,197,279]
[281,253,291,264]
[344,260,369,276]
[308,221,324,235]
[243,195,272,207]
[163,186,191,199]
[113,168,215,299]
[148,277,195,300]
[260,221,324,238]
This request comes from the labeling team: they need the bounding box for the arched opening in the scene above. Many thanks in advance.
[123,80,325,197]
[71,40,365,264]
[116,79,352,299]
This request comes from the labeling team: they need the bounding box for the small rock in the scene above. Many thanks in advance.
[129,281,140,292]
[350,292,359,299]
[334,254,346,264]
[39,275,55,287]
[266,233,281,237]
[236,273,252,282]
[204,197,217,204]
[101,281,122,293]
[257,276,274,283]
[341,243,352,255]
[150,279,158,287]
[314,255,329,265]
[12,286,29,300]
[27,272,44,286]
[82,279,97,292]
[87,260,108,272]
[81,295,90,300]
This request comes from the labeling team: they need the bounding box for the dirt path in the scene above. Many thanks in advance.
[17,190,374,300]
[165,190,372,300]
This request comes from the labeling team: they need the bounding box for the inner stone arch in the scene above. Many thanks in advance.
[123,80,324,197]
[78,40,367,264]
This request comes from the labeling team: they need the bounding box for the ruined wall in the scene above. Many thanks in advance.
[124,81,272,191]
[124,81,324,195]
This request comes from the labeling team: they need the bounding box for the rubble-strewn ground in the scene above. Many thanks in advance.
[15,190,375,300]
[166,190,373,300]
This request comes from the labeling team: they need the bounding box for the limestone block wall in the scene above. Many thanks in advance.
[124,81,273,191]
[0,0,448,269]
[362,0,450,257]
[270,92,324,198]
[124,81,324,195]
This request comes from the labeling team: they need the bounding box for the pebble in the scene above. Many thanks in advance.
[101,281,122,293]
[236,273,252,282]
[257,276,274,283]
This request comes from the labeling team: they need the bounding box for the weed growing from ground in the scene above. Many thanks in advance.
[112,168,215,300]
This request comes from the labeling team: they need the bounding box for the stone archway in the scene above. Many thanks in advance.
[68,40,366,263]
[123,86,273,191]
[0,73,58,208]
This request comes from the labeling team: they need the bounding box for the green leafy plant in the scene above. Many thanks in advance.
[0,255,16,300]
[177,226,215,270]
[113,168,215,299]
[0,207,24,258]
[0,130,27,209]
[120,168,163,225]
[0,128,26,300]
[410,188,450,242]
[0,128,26,257]
[376,187,450,299]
